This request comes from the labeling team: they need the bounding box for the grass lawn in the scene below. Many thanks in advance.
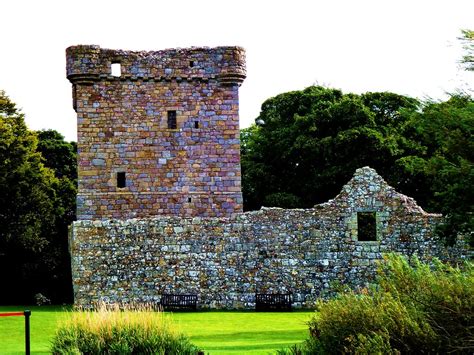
[175,311,312,354]
[0,305,67,354]
[0,306,312,354]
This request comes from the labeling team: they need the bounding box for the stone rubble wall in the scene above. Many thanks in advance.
[71,167,467,308]
[67,46,245,220]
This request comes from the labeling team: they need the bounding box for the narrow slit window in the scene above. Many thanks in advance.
[117,172,126,188]
[187,197,192,203]
[111,62,121,77]
[167,111,177,129]
[357,212,377,241]
[189,60,195,67]
[194,121,199,129]
[72,84,77,111]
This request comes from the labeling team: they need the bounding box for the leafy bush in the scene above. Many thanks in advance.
[376,254,473,352]
[279,254,473,354]
[51,303,201,354]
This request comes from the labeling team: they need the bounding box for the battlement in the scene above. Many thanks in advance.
[67,45,246,220]
[66,45,246,85]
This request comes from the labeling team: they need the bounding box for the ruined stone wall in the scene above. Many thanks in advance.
[66,45,246,220]
[70,167,463,308]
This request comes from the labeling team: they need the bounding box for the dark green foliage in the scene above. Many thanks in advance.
[37,129,77,181]
[264,192,302,209]
[0,91,56,253]
[396,94,474,244]
[36,129,77,302]
[279,254,474,354]
[0,91,76,304]
[0,90,57,303]
[242,86,420,211]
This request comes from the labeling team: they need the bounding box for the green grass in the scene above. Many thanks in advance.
[0,306,312,354]
[0,305,69,354]
[175,312,312,354]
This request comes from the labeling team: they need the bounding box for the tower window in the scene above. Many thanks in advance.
[194,121,199,129]
[167,111,177,129]
[357,212,377,241]
[189,60,195,67]
[117,172,126,188]
[111,62,121,77]
[72,84,77,111]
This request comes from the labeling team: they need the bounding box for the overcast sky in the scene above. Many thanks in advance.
[1,0,472,141]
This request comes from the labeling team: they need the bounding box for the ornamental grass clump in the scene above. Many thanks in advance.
[50,303,200,354]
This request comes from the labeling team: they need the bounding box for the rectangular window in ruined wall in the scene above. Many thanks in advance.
[117,172,126,188]
[167,111,177,129]
[357,212,377,241]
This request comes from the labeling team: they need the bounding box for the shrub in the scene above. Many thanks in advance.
[376,254,474,352]
[307,291,435,353]
[51,303,201,354]
[280,254,473,354]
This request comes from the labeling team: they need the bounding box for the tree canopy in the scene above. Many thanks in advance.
[241,86,418,209]
[37,129,77,181]
[0,91,56,253]
[396,95,474,242]
[0,91,76,303]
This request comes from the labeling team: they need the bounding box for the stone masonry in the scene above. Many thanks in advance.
[67,46,467,309]
[67,45,246,220]
[70,167,466,308]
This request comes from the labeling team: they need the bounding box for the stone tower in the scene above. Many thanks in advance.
[66,45,246,220]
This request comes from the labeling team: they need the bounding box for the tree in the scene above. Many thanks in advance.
[396,94,474,243]
[241,86,419,211]
[36,129,77,302]
[241,87,473,245]
[36,129,77,227]
[0,91,56,253]
[0,91,75,304]
[37,129,77,181]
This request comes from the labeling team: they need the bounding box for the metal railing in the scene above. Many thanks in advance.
[0,310,31,354]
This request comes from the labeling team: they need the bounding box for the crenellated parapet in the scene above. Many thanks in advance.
[66,45,246,85]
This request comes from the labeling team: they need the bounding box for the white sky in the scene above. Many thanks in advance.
[1,0,472,142]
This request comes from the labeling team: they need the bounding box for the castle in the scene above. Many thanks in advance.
[67,45,246,220]
[67,46,466,308]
